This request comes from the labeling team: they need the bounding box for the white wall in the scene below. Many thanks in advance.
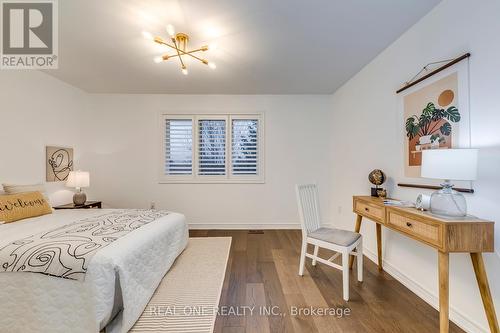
[0,71,87,206]
[329,0,500,331]
[0,71,333,228]
[0,71,332,226]
[79,94,333,228]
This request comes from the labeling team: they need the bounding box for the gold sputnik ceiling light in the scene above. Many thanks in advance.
[143,24,216,75]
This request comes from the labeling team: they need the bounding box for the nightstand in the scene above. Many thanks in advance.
[53,201,102,210]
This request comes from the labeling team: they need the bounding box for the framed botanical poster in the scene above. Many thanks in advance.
[400,60,470,178]
[46,146,74,182]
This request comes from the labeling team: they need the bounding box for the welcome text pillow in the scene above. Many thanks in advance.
[0,191,52,223]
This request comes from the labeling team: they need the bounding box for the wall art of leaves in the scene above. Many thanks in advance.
[405,102,460,143]
[402,70,470,178]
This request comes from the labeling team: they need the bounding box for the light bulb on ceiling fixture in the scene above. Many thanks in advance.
[142,31,153,40]
[182,68,188,75]
[166,24,175,37]
[208,62,216,69]
[153,56,163,63]
[208,43,218,51]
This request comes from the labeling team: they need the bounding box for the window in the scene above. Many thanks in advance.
[165,119,193,175]
[198,119,226,176]
[232,119,258,175]
[160,114,264,183]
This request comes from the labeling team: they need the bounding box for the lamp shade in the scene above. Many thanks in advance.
[66,171,90,188]
[421,149,478,181]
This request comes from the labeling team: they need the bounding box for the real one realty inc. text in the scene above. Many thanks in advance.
[148,305,351,318]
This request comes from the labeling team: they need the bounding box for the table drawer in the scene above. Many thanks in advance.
[387,211,442,247]
[355,200,384,222]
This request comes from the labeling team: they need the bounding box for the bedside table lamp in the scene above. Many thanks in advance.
[66,171,90,205]
[421,149,478,217]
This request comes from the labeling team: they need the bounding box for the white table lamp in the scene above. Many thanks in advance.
[66,170,90,205]
[421,149,478,217]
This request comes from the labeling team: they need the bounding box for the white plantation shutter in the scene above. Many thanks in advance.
[161,114,263,182]
[232,119,259,175]
[198,119,226,175]
[165,119,193,175]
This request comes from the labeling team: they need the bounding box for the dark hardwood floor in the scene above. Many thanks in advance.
[189,229,465,333]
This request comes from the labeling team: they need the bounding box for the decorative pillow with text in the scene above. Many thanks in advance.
[0,191,52,223]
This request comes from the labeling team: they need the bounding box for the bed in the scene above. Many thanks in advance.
[0,208,188,333]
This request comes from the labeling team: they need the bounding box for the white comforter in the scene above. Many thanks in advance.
[0,209,189,333]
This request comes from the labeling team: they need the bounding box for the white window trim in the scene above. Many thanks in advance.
[159,112,265,184]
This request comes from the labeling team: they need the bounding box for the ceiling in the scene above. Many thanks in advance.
[46,0,441,94]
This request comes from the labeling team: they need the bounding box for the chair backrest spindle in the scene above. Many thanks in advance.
[296,184,321,237]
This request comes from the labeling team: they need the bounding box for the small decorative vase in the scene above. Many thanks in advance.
[377,189,387,198]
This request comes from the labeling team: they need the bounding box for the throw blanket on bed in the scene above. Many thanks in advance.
[0,209,170,281]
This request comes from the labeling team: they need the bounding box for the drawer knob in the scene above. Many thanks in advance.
[364,207,369,211]
[406,222,413,227]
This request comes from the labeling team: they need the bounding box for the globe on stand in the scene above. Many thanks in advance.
[368,169,386,197]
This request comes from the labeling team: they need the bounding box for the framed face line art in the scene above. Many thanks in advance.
[46,146,74,182]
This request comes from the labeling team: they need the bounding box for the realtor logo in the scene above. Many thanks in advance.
[1,0,58,69]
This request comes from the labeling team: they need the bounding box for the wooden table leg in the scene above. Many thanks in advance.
[470,253,499,333]
[438,251,449,333]
[376,223,383,271]
[349,215,363,269]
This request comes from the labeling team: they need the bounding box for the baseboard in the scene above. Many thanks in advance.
[363,248,488,333]
[188,223,301,230]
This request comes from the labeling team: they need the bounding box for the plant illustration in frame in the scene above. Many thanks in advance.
[405,99,461,153]
[403,71,470,177]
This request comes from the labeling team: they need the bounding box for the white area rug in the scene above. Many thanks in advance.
[130,237,231,333]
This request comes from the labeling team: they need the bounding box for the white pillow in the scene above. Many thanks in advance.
[2,183,51,205]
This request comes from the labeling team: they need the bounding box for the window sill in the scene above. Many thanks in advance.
[158,178,265,184]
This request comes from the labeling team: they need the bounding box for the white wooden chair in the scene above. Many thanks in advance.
[296,184,363,301]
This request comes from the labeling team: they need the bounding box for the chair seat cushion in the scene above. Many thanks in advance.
[308,227,361,247]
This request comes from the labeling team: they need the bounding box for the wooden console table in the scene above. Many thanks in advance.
[350,196,498,333]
